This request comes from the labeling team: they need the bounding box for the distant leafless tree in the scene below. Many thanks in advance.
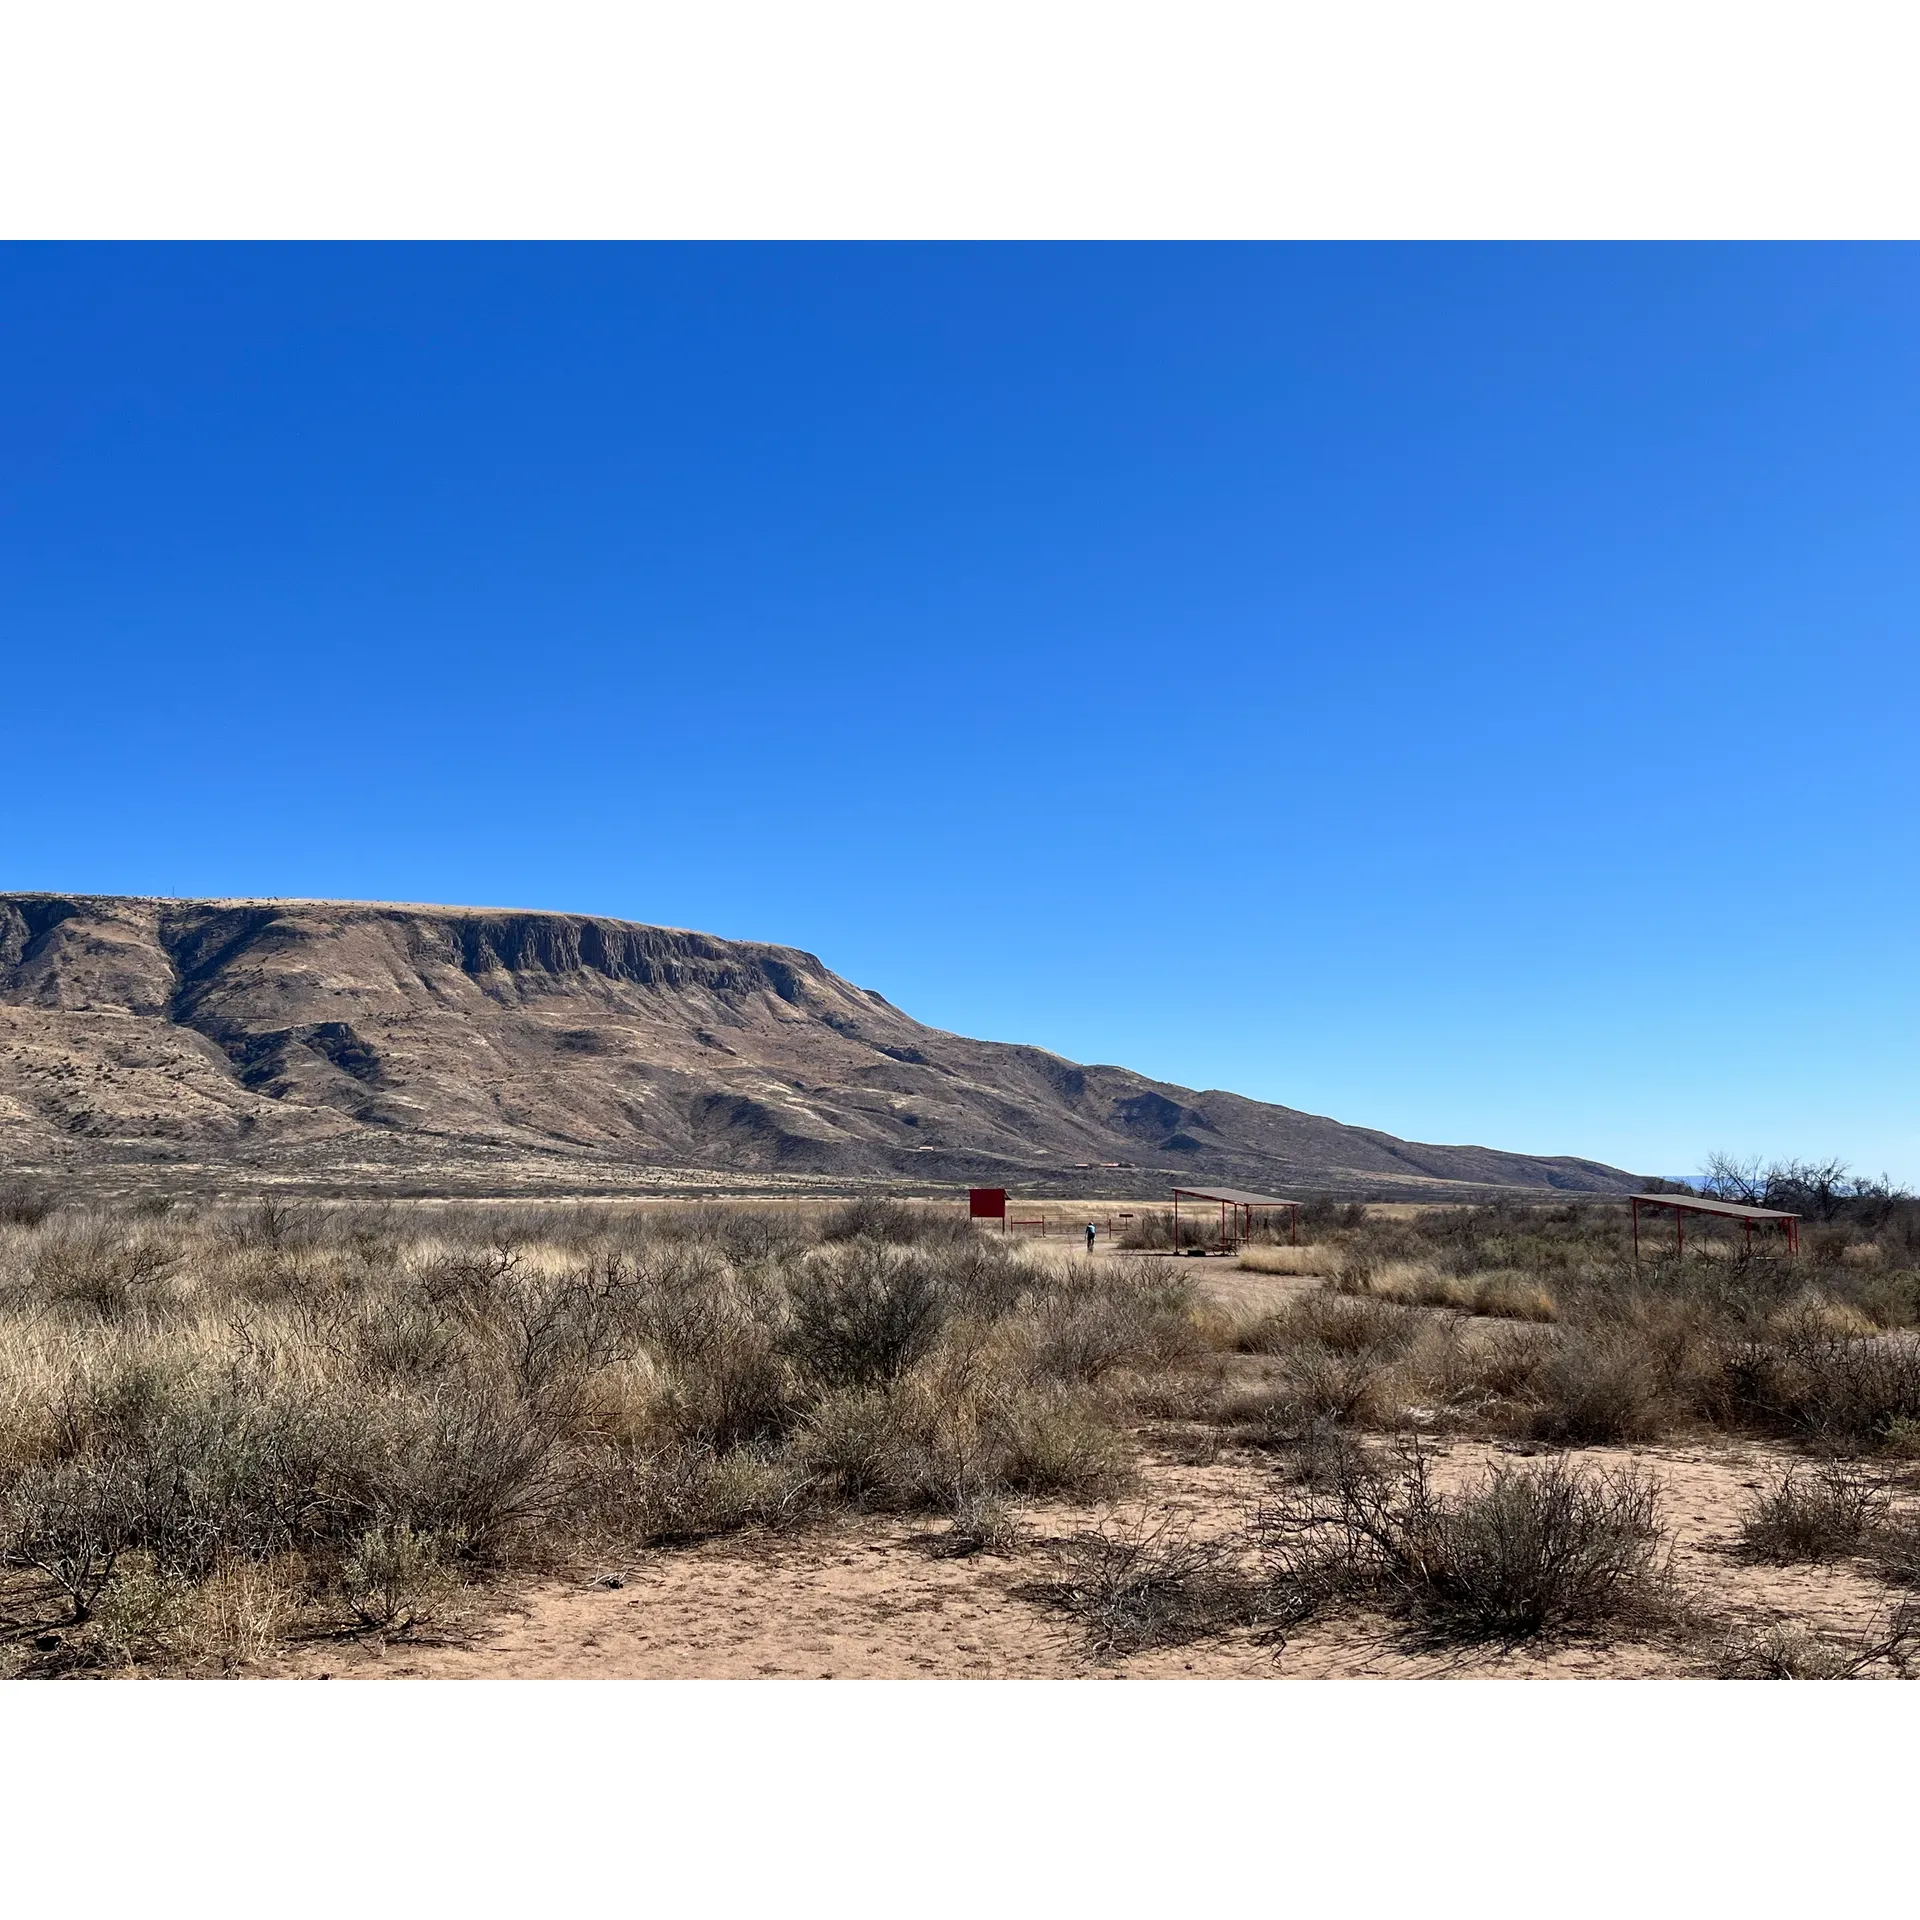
[1702,1154,1767,1206]
[1704,1154,1909,1224]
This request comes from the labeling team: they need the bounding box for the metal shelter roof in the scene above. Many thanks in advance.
[1170,1186,1301,1208]
[1630,1192,1800,1222]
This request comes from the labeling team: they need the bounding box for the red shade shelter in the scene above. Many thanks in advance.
[1630,1191,1801,1259]
[1171,1186,1301,1253]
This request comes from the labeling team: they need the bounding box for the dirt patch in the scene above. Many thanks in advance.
[276,1439,1905,1680]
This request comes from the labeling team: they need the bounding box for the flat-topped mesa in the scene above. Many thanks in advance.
[0,893,1644,1199]
[0,896,837,1014]
[168,902,832,1001]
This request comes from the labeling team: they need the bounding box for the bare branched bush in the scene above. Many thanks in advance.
[1860,1507,1920,1588]
[1036,1512,1248,1656]
[1,1455,143,1622]
[1254,1443,1670,1647]
[821,1197,972,1246]
[23,1218,180,1319]
[1722,1324,1920,1452]
[1715,1604,1920,1679]
[1524,1333,1672,1446]
[1738,1462,1889,1563]
[0,1180,55,1228]
[224,1198,317,1253]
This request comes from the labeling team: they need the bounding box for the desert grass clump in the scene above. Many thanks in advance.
[1395,1321,1554,1428]
[1217,1295,1421,1440]
[1337,1258,1556,1323]
[59,1553,306,1674]
[1737,1461,1889,1563]
[187,1555,307,1663]
[929,1486,1021,1559]
[337,1520,464,1628]
[1458,1273,1558,1322]
[996,1387,1132,1498]
[1233,1293,1419,1358]
[597,1442,806,1545]
[1852,1270,1920,1331]
[1236,1244,1335,1277]
[793,1364,1129,1513]
[1255,1442,1670,1647]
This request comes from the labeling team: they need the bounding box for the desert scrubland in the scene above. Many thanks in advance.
[2,1180,1918,1679]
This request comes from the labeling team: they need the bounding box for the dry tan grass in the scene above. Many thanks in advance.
[1342,1260,1557,1323]
[1763,1294,1881,1339]
[1237,1245,1336,1277]
[0,1200,1207,1672]
[189,1557,306,1665]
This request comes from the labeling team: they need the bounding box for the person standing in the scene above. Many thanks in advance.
[1085,1222,1097,1254]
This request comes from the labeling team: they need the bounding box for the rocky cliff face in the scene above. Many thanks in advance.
[0,895,1640,1198]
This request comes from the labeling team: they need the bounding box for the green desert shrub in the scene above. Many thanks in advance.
[337,1522,464,1633]
[781,1243,950,1390]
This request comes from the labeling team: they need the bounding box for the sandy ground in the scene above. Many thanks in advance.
[277,1431,1904,1682]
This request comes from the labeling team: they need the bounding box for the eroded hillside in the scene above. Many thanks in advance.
[0,895,1640,1198]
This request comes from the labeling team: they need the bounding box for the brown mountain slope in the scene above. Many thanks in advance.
[0,895,1640,1199]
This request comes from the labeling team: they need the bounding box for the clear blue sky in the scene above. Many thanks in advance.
[3,245,1915,1181]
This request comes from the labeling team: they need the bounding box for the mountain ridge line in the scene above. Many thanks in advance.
[0,893,1642,1201]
